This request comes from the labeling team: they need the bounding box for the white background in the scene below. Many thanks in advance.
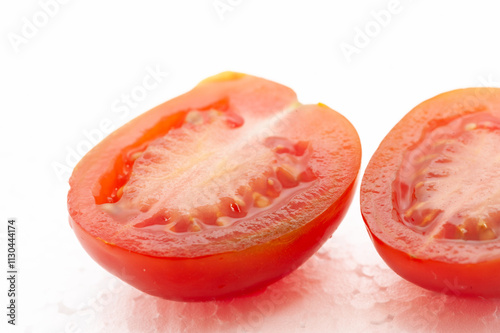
[2,0,500,332]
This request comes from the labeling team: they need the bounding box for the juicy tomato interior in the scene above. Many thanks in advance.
[68,72,361,300]
[100,108,316,235]
[394,112,500,242]
[361,88,500,297]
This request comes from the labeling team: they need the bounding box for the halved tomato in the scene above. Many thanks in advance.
[361,87,500,297]
[68,72,361,301]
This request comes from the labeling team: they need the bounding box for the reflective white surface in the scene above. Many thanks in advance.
[22,218,500,333]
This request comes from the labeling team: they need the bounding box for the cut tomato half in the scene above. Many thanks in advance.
[361,87,500,296]
[68,72,361,301]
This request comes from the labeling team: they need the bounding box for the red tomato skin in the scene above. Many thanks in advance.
[70,180,356,301]
[361,88,500,297]
[366,225,500,297]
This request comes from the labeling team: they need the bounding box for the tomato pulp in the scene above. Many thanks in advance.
[68,72,361,301]
[361,88,500,296]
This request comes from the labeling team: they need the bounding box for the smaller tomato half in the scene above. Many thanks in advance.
[68,72,361,301]
[361,88,500,297]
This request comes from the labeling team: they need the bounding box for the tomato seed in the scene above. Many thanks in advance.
[419,209,441,228]
[131,152,143,161]
[253,192,271,208]
[465,123,477,131]
[478,220,496,241]
[116,186,124,199]
[189,219,202,232]
[276,165,299,188]
[215,216,231,227]
[185,110,204,125]
[404,201,426,219]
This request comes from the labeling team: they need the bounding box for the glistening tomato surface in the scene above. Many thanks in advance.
[361,88,500,297]
[68,72,361,301]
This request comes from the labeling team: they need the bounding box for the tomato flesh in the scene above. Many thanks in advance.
[68,72,361,300]
[361,88,500,296]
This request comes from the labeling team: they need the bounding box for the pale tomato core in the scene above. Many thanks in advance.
[100,108,316,233]
[393,112,500,241]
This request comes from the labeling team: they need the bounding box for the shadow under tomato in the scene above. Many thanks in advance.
[124,256,330,333]
[90,234,500,333]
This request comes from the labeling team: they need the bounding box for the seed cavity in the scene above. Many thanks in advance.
[393,113,500,241]
[100,109,317,234]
